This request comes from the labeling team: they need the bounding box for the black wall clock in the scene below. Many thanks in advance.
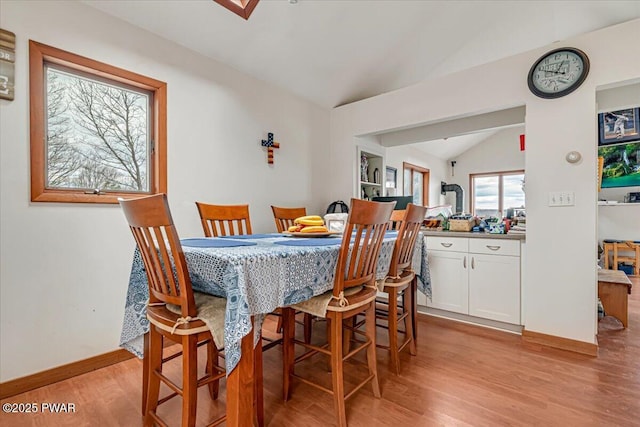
[527,47,590,99]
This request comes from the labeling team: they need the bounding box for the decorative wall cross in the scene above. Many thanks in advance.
[261,132,280,164]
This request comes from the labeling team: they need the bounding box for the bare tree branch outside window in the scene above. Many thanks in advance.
[45,66,150,192]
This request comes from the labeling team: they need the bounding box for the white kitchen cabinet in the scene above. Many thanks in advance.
[428,250,469,314]
[468,253,520,324]
[426,236,521,325]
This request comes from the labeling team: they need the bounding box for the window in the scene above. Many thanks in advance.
[29,41,167,203]
[403,162,429,206]
[470,170,525,217]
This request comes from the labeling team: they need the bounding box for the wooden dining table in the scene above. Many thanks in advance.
[120,231,430,426]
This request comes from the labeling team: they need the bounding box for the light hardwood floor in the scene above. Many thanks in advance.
[2,277,639,426]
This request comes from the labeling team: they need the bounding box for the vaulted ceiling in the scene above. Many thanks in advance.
[83,0,640,158]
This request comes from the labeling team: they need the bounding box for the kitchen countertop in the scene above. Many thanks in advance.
[421,228,526,241]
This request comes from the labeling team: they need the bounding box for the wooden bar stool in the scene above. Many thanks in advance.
[613,241,640,275]
[375,203,427,375]
[195,202,252,236]
[271,205,315,344]
[271,205,307,233]
[282,198,396,427]
[120,194,256,427]
[602,240,616,269]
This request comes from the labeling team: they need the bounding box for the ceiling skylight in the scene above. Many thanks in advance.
[213,0,260,20]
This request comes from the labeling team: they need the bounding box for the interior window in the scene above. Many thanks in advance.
[29,41,167,203]
[403,162,430,206]
[471,171,525,217]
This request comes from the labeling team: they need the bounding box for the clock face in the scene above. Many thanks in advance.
[528,48,589,99]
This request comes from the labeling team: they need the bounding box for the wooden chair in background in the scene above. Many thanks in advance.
[120,194,262,427]
[613,241,640,276]
[389,209,406,230]
[195,202,252,236]
[603,240,640,275]
[375,203,427,374]
[271,205,307,233]
[281,198,395,427]
[196,201,282,355]
[271,205,316,343]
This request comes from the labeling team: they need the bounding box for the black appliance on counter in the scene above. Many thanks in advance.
[371,196,414,210]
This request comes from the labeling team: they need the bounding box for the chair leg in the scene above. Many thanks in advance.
[404,286,417,356]
[282,307,295,401]
[276,308,284,334]
[330,312,347,427]
[364,303,381,398]
[181,335,198,427]
[206,340,219,399]
[145,328,162,426]
[387,288,401,375]
[411,277,419,343]
[303,313,313,344]
[142,332,149,416]
[342,318,354,353]
[325,319,332,372]
[254,334,264,427]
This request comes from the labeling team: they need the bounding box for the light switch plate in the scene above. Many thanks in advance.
[549,191,575,206]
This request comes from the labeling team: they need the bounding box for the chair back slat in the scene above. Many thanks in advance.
[388,203,428,277]
[120,194,196,317]
[334,199,395,296]
[196,202,252,237]
[271,206,307,233]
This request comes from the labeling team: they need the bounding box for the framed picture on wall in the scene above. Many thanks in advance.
[385,167,397,196]
[598,107,640,145]
[598,141,640,188]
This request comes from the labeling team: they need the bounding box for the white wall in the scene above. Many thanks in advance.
[447,126,526,212]
[330,20,640,345]
[0,1,331,381]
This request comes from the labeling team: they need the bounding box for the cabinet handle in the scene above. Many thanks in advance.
[471,257,475,269]
[486,245,501,251]
[440,242,453,248]
[463,256,467,268]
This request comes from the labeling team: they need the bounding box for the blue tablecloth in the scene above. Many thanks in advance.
[120,234,431,374]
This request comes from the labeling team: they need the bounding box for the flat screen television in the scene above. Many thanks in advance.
[598,141,640,188]
[371,196,414,210]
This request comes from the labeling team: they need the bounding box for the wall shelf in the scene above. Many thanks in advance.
[357,146,385,200]
[598,202,640,206]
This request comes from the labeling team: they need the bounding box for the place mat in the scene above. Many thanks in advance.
[275,238,342,247]
[181,238,257,248]
[219,234,279,239]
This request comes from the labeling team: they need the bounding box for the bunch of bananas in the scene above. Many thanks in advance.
[287,215,329,233]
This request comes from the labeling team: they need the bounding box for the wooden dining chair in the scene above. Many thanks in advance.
[271,205,316,343]
[282,198,395,427]
[389,209,406,230]
[271,205,307,233]
[195,202,252,236]
[375,203,427,375]
[120,194,262,427]
[196,200,282,355]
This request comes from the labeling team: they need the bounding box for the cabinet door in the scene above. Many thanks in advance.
[468,253,520,324]
[427,250,469,314]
